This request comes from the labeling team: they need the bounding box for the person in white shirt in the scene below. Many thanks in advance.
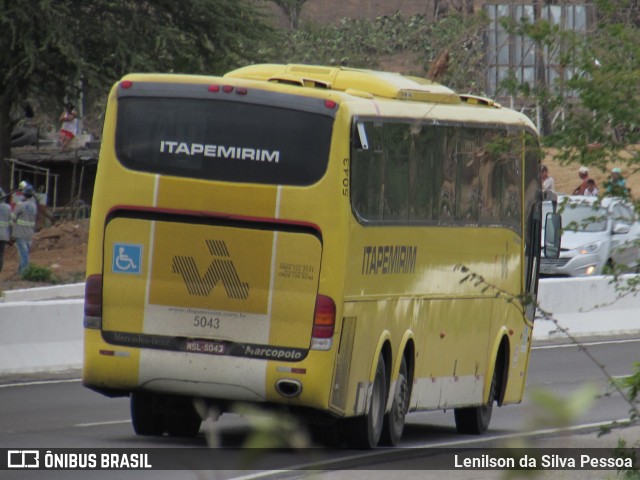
[584,178,599,197]
[541,165,556,200]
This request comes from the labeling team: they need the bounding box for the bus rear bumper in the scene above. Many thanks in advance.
[83,329,335,410]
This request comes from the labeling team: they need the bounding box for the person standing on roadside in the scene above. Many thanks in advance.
[541,165,555,192]
[12,185,37,275]
[0,188,11,274]
[605,167,629,198]
[11,180,29,208]
[572,166,595,195]
[584,179,599,197]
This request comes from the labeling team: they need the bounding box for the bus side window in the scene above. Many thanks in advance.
[455,128,481,222]
[351,121,384,221]
[439,127,457,221]
[382,123,409,222]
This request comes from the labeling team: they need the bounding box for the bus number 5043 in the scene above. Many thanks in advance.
[193,316,220,329]
[342,158,349,196]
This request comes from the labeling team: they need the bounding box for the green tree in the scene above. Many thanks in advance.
[555,9,640,164]
[0,0,273,190]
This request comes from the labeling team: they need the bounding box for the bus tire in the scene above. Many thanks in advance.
[163,398,202,438]
[130,392,164,436]
[165,413,201,438]
[343,354,387,448]
[380,356,409,446]
[454,368,496,435]
[309,423,340,447]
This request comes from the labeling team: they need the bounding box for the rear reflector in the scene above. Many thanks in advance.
[99,349,130,358]
[312,295,335,350]
[84,274,103,327]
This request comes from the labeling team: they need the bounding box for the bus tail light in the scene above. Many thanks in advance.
[84,274,103,329]
[209,84,247,95]
[311,295,335,351]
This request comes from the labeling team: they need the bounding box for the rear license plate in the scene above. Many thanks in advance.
[185,339,226,355]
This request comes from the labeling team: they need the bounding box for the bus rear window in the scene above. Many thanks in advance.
[115,97,333,186]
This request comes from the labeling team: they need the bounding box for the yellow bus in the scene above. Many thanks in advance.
[83,64,560,448]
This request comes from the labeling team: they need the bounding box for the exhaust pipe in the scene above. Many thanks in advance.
[275,379,302,398]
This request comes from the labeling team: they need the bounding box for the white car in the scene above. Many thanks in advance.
[540,195,640,277]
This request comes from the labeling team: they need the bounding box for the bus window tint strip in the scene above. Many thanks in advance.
[350,120,527,232]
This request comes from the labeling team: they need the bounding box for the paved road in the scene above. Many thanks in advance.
[1,335,639,479]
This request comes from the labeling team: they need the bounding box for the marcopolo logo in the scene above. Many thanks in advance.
[242,345,304,361]
[172,240,249,299]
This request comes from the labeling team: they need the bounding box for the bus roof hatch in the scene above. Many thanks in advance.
[225,64,461,104]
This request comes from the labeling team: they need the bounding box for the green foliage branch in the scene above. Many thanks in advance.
[456,263,640,462]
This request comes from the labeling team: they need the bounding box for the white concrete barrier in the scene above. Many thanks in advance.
[0,299,84,375]
[0,283,85,303]
[534,275,640,339]
[0,276,638,375]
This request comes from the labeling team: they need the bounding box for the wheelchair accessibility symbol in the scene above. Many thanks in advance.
[112,243,142,274]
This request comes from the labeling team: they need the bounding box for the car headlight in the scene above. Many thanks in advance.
[575,241,603,255]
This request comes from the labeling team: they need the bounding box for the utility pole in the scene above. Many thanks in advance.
[269,0,308,30]
[534,0,551,135]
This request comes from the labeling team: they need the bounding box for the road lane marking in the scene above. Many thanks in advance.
[75,420,131,428]
[0,378,81,389]
[533,338,640,350]
[227,418,632,480]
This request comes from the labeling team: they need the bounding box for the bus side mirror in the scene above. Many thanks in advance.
[544,212,562,259]
[542,190,557,203]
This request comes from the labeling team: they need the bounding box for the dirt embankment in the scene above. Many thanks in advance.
[0,219,88,292]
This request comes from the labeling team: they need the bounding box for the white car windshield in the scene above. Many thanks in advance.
[561,204,608,232]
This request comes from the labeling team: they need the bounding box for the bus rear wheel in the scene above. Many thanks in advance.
[454,368,496,435]
[309,423,340,447]
[380,356,409,446]
[130,392,164,436]
[165,413,201,438]
[342,354,387,448]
